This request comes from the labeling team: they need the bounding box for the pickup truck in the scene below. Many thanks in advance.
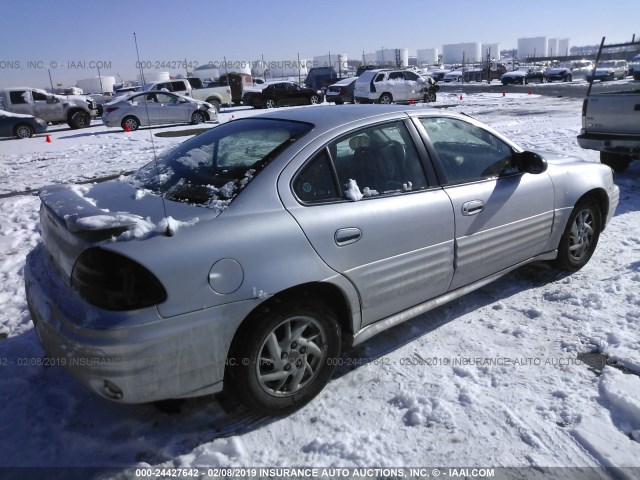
[140,78,231,112]
[0,87,93,129]
[577,90,640,172]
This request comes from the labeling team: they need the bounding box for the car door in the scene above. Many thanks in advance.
[155,93,190,124]
[281,119,455,327]
[417,116,555,290]
[130,93,161,125]
[387,71,408,101]
[31,90,64,122]
[7,90,35,116]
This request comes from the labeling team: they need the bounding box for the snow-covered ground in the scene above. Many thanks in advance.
[1,94,639,477]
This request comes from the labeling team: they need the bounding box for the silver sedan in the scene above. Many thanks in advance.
[25,105,619,415]
[101,91,217,131]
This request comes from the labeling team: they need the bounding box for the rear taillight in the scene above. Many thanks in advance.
[72,248,167,311]
[105,107,119,113]
[581,99,588,128]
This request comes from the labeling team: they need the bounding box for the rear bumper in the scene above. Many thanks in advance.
[24,244,254,403]
[577,133,640,156]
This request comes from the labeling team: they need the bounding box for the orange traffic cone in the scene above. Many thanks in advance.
[459,94,463,100]
[45,135,51,143]
[124,124,131,133]
[410,98,414,105]
[502,91,506,97]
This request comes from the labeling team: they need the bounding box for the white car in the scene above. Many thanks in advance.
[585,60,629,81]
[102,91,217,131]
[354,69,427,104]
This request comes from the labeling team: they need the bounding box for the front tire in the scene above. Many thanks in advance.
[191,111,206,124]
[14,123,35,139]
[225,298,341,415]
[553,200,602,272]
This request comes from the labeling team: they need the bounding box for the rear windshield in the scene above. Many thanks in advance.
[133,118,313,207]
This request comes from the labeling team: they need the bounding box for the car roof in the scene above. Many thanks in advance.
[240,104,443,132]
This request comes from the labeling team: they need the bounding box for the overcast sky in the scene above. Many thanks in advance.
[0,0,638,89]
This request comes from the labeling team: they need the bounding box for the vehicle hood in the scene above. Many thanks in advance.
[39,180,219,242]
[535,150,584,166]
[503,71,526,77]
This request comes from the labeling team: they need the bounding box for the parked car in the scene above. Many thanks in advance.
[0,87,93,129]
[443,67,487,83]
[546,64,573,82]
[0,110,47,139]
[501,66,547,85]
[241,82,323,108]
[141,78,231,112]
[629,54,640,77]
[571,60,593,77]
[354,69,427,104]
[25,105,619,415]
[304,67,339,91]
[585,60,629,82]
[325,77,356,104]
[101,91,217,131]
[425,67,451,82]
[578,90,640,172]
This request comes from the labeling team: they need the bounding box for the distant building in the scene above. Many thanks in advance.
[313,54,348,76]
[518,37,548,59]
[558,38,571,57]
[417,48,439,66]
[481,43,501,61]
[377,48,409,68]
[442,42,482,64]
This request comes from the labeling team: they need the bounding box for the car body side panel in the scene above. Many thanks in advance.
[283,192,455,326]
[444,173,555,289]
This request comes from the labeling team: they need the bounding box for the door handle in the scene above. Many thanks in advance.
[335,228,362,246]
[462,200,485,216]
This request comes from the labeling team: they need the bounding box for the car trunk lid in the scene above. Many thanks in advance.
[38,180,218,281]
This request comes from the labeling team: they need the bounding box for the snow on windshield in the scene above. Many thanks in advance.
[132,118,312,208]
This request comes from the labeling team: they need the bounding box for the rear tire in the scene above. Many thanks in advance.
[265,98,277,109]
[121,116,140,131]
[69,110,90,129]
[378,93,393,104]
[553,199,602,272]
[225,297,341,415]
[309,94,320,105]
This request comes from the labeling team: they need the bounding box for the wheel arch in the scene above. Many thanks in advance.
[576,188,610,229]
[238,282,355,341]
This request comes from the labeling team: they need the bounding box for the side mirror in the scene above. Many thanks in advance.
[46,96,56,104]
[515,151,547,174]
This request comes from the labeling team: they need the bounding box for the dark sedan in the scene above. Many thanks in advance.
[501,66,547,85]
[546,66,573,82]
[0,111,48,139]
[242,82,324,108]
[325,77,356,104]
